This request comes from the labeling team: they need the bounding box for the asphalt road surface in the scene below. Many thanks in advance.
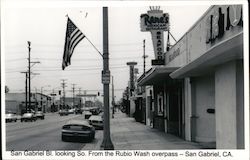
[5,113,101,151]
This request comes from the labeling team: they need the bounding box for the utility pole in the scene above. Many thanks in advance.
[78,88,81,108]
[112,76,115,118]
[27,41,40,112]
[101,7,114,150]
[72,84,76,108]
[61,79,67,109]
[142,39,148,75]
[21,71,28,112]
[28,41,31,112]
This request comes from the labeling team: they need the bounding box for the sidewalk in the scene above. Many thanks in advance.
[84,111,210,150]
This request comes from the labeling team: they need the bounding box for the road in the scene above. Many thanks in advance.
[5,113,102,151]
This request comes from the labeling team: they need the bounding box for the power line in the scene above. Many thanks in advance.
[5,63,152,73]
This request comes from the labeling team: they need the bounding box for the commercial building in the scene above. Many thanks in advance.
[138,5,244,149]
[5,92,52,114]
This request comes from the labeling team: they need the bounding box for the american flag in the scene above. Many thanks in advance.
[62,17,85,70]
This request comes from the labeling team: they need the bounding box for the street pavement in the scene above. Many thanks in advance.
[6,113,102,151]
[84,111,208,150]
[6,111,213,151]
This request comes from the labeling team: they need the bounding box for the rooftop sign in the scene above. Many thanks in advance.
[140,9,169,31]
[140,7,169,65]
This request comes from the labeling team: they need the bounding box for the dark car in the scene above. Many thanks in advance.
[75,108,83,114]
[59,109,69,116]
[35,111,45,120]
[5,113,17,122]
[21,113,36,122]
[61,120,95,142]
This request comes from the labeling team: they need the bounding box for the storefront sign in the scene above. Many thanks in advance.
[168,48,180,62]
[140,8,169,65]
[206,5,243,44]
[140,11,169,31]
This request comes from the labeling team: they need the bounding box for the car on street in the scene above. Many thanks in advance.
[35,111,45,120]
[88,115,103,129]
[5,113,17,122]
[21,113,36,122]
[61,120,95,142]
[83,111,92,119]
[59,109,69,116]
[75,108,83,114]
[90,107,100,115]
[68,108,75,114]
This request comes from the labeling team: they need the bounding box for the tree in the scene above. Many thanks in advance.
[5,86,9,93]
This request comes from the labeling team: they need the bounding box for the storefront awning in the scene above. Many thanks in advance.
[170,32,243,79]
[138,66,179,86]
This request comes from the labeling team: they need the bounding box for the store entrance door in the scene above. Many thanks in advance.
[167,81,183,137]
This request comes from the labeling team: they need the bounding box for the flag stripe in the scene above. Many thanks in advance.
[70,35,85,56]
[70,29,79,39]
[69,34,85,55]
[69,31,84,52]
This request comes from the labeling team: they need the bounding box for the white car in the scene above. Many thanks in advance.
[68,109,75,114]
[89,115,103,129]
[83,111,92,119]
[5,113,17,122]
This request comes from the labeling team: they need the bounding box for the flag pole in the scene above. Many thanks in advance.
[66,14,103,58]
[84,36,103,57]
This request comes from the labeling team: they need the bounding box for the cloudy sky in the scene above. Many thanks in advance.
[2,1,211,101]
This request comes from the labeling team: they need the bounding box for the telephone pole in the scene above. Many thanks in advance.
[112,76,115,118]
[27,41,40,112]
[28,41,31,111]
[61,79,67,109]
[21,71,28,112]
[72,84,76,108]
[101,7,114,150]
[78,88,81,108]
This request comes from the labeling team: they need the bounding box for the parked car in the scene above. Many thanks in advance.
[59,109,69,116]
[5,113,17,123]
[21,113,36,122]
[89,107,100,115]
[61,120,95,142]
[89,115,103,129]
[83,111,92,119]
[35,111,45,120]
[75,108,83,114]
[68,108,75,114]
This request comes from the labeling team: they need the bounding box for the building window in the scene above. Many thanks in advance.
[157,92,163,116]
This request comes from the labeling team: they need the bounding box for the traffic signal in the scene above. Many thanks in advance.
[59,90,61,95]
[98,92,100,96]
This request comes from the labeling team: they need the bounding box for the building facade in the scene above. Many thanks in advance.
[5,92,52,114]
[138,5,244,149]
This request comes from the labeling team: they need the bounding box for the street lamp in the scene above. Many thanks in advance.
[41,85,51,113]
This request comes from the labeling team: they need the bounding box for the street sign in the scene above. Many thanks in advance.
[102,70,110,84]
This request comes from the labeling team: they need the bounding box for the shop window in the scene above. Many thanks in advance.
[157,92,163,116]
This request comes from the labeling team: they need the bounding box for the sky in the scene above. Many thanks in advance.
[2,1,211,101]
